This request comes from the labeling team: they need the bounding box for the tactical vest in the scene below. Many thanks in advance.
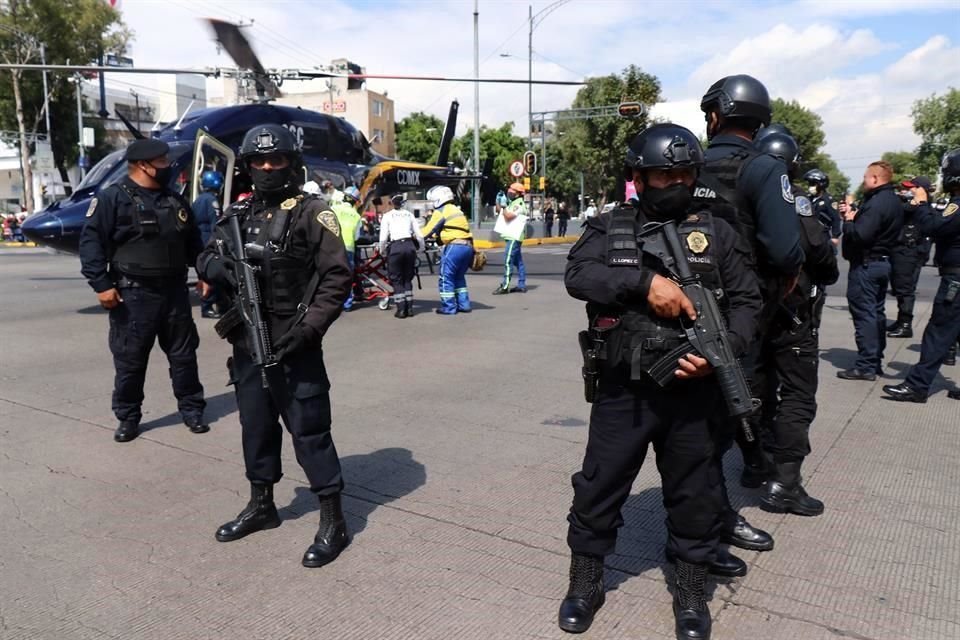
[112,184,191,278]
[240,194,316,316]
[900,206,921,248]
[597,206,725,376]
[693,147,762,268]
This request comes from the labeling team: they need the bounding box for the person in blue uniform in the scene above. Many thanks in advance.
[197,124,352,567]
[192,170,224,318]
[422,185,475,315]
[883,149,960,402]
[752,131,839,516]
[837,161,903,380]
[696,74,805,553]
[804,168,841,337]
[558,124,761,640]
[79,138,208,443]
[887,176,934,339]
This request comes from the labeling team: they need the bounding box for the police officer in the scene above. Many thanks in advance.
[422,185,475,315]
[803,169,841,338]
[80,138,208,443]
[193,170,224,318]
[838,161,903,380]
[887,176,934,338]
[753,131,839,516]
[697,74,805,551]
[379,194,425,318]
[197,124,353,568]
[883,149,960,402]
[559,124,761,639]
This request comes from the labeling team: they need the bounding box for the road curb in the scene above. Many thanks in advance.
[0,242,36,248]
[474,235,579,250]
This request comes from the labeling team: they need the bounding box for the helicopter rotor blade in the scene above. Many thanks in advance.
[206,18,281,99]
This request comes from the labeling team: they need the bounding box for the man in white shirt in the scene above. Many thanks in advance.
[379,194,425,317]
[493,182,529,294]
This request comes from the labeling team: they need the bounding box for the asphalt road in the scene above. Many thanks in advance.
[1,246,958,640]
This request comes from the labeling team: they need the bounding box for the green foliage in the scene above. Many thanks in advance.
[880,150,924,185]
[548,65,661,203]
[770,98,849,197]
[0,0,129,178]
[911,87,960,177]
[394,111,444,164]
[449,122,526,192]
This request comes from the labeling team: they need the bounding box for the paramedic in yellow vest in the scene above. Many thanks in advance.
[332,186,363,311]
[493,182,528,294]
[423,185,475,314]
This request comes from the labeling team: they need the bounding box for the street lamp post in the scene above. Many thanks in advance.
[129,89,141,133]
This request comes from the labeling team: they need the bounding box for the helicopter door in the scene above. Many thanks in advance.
[191,130,235,215]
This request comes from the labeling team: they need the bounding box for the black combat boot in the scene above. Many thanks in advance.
[113,420,140,443]
[302,493,350,568]
[394,298,406,318]
[673,560,711,640]
[665,547,747,578]
[557,553,605,634]
[721,514,774,551]
[887,322,913,338]
[740,445,774,488]
[215,483,281,542]
[405,298,415,318]
[945,345,957,367]
[762,461,824,516]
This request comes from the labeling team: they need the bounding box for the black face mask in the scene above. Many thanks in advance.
[250,166,294,194]
[145,163,173,187]
[643,183,694,219]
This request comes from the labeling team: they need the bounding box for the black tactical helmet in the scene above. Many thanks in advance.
[942,148,960,190]
[803,168,829,189]
[624,123,704,178]
[239,123,301,162]
[755,131,801,174]
[755,123,793,141]
[700,74,772,127]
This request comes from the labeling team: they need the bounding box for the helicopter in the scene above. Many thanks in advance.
[18,19,581,253]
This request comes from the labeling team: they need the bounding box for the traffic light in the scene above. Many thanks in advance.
[523,177,531,191]
[523,151,537,176]
[617,101,644,119]
[539,177,546,190]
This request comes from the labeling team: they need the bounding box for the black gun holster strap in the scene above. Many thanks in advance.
[292,270,323,328]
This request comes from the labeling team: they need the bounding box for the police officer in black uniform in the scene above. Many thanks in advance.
[79,138,208,443]
[883,149,960,402]
[753,131,839,516]
[838,161,902,380]
[803,169,841,338]
[696,74,805,551]
[559,124,761,640]
[887,176,934,339]
[197,124,353,567]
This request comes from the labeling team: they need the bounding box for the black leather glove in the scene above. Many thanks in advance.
[204,255,237,290]
[274,325,314,360]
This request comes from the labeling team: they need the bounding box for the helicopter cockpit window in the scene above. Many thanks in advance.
[75,149,125,192]
[298,121,330,158]
[334,121,363,165]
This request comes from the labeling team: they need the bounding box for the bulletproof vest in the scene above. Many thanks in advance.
[900,205,920,247]
[598,206,725,373]
[813,194,835,230]
[693,147,762,265]
[112,184,191,278]
[244,195,311,316]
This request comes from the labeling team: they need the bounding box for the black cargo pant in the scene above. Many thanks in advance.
[230,346,343,496]
[108,280,205,424]
[567,376,725,564]
[890,244,927,325]
[387,238,417,301]
[753,313,819,463]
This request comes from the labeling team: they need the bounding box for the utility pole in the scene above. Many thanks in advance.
[39,43,51,136]
[472,0,481,226]
[130,89,141,133]
[75,76,87,179]
[527,4,532,152]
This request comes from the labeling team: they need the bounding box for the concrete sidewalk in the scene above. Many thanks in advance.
[0,251,957,640]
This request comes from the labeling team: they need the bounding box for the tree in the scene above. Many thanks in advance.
[394,111,444,164]
[0,0,128,211]
[450,121,526,194]
[911,88,960,178]
[880,150,923,185]
[548,65,661,204]
[770,98,849,196]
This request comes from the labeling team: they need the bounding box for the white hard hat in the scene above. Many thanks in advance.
[426,185,454,210]
[302,180,321,195]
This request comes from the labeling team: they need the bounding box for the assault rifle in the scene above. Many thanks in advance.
[639,220,758,442]
[215,211,278,389]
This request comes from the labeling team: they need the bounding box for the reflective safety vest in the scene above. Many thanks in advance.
[424,203,472,245]
[332,201,361,251]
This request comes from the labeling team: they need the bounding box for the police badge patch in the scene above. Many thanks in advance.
[686,230,709,254]
[795,196,814,217]
[86,197,98,217]
[177,209,188,223]
[317,210,340,236]
[280,197,298,211]
[944,203,959,218]
[781,175,795,203]
[831,201,839,210]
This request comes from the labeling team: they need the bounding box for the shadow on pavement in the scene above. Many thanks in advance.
[279,447,426,539]
[819,347,859,370]
[139,390,236,433]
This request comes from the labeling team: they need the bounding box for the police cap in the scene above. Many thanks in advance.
[125,138,169,162]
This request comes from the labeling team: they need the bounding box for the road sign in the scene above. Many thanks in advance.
[509,160,524,178]
[82,127,95,148]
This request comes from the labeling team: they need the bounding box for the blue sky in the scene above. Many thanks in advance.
[113,0,960,181]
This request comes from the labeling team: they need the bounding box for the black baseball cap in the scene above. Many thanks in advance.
[125,138,169,162]
[901,176,932,192]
